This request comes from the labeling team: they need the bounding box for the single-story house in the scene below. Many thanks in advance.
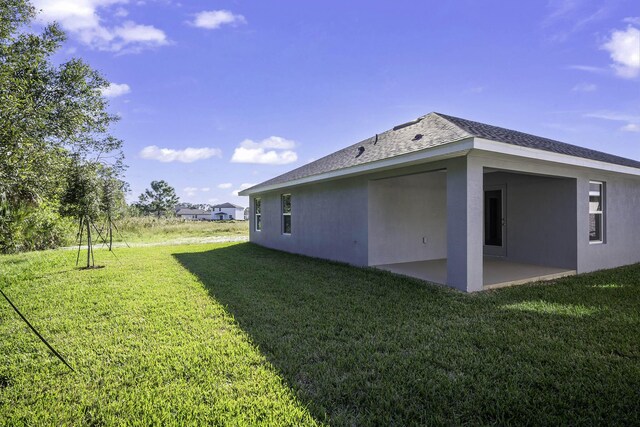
[176,208,211,220]
[211,203,245,220]
[239,112,640,292]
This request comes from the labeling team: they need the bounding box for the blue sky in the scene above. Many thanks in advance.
[34,0,640,207]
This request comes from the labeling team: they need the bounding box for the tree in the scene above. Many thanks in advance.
[135,181,179,217]
[100,168,128,250]
[176,202,197,210]
[60,160,128,266]
[175,202,213,211]
[0,0,124,253]
[61,160,101,268]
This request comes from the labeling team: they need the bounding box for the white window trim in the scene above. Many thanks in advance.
[589,181,605,244]
[282,194,291,235]
[254,198,262,232]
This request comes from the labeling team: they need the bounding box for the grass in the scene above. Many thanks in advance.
[0,244,313,426]
[94,217,249,244]
[1,243,639,425]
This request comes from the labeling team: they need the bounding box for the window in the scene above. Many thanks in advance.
[254,198,262,231]
[589,181,604,243]
[281,194,291,234]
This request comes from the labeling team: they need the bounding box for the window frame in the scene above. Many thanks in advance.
[588,181,605,244]
[281,193,292,235]
[254,197,262,231]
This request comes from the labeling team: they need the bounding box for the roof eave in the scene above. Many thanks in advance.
[239,137,474,196]
[474,138,640,177]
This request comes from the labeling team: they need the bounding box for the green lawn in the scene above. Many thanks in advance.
[108,217,249,243]
[1,243,639,425]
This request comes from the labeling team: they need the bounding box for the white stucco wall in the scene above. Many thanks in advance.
[212,207,244,220]
[368,171,447,265]
[484,171,577,269]
[577,173,640,273]
[446,156,484,292]
[249,178,370,266]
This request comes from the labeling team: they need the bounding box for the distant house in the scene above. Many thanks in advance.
[176,208,211,220]
[211,203,245,220]
[240,112,640,292]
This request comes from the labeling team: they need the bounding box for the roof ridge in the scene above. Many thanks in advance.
[430,112,475,138]
[435,112,558,142]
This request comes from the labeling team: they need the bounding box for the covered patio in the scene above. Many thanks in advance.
[368,162,578,290]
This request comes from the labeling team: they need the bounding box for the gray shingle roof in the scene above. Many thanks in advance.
[438,113,640,169]
[244,112,640,193]
[212,202,244,209]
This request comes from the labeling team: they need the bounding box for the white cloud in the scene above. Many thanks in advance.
[232,183,256,196]
[190,10,246,29]
[140,145,222,163]
[542,1,608,43]
[34,0,120,31]
[217,183,233,189]
[231,147,297,165]
[183,187,198,197]
[240,136,296,150]
[101,82,130,97]
[566,64,607,74]
[182,187,211,198]
[33,0,169,53]
[571,82,597,92]
[542,0,578,27]
[114,7,128,17]
[585,111,640,133]
[623,17,640,26]
[231,136,298,165]
[114,21,167,45]
[585,111,640,122]
[601,25,640,79]
[207,198,219,204]
[621,123,640,132]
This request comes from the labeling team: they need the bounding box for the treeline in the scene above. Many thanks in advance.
[0,1,126,253]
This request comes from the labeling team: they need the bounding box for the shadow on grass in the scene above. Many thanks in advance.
[173,243,640,426]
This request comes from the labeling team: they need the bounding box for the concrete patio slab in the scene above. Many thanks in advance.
[374,257,576,290]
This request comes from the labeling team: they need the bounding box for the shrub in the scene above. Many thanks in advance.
[0,202,75,253]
